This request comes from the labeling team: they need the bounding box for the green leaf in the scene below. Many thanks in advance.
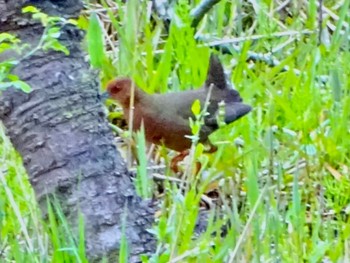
[0,81,32,93]
[303,144,317,156]
[330,68,342,103]
[0,60,19,72]
[191,124,199,136]
[22,6,39,14]
[45,40,69,55]
[13,81,32,93]
[67,19,78,26]
[135,124,153,198]
[6,74,19,81]
[0,82,12,90]
[191,99,201,116]
[32,12,48,26]
[87,12,106,68]
[0,43,11,52]
[47,27,61,38]
[76,16,89,30]
[0,33,20,44]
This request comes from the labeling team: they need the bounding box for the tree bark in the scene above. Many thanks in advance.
[0,1,155,262]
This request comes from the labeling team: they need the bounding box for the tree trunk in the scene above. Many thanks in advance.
[0,1,155,261]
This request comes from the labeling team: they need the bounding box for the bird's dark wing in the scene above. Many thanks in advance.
[223,103,252,123]
[205,102,252,127]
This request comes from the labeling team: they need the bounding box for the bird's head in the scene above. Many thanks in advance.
[106,77,137,107]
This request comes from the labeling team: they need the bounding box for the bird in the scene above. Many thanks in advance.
[106,54,251,169]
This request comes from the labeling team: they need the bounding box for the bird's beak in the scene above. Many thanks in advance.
[100,91,110,102]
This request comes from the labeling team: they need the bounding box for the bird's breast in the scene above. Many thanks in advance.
[125,106,193,152]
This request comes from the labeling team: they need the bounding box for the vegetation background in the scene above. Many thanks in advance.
[1,0,350,262]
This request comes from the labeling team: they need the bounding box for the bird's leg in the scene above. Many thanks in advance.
[206,143,218,153]
[170,149,190,173]
[170,150,204,175]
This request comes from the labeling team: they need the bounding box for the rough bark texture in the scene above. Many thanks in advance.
[0,1,155,261]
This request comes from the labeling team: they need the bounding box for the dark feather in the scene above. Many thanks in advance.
[205,102,252,127]
[205,54,227,90]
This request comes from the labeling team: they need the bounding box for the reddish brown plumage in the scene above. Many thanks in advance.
[106,55,251,152]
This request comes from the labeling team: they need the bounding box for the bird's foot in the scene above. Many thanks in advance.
[170,149,190,173]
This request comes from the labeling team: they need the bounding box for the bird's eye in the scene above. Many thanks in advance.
[109,84,121,95]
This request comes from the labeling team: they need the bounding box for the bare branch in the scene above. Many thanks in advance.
[190,0,221,28]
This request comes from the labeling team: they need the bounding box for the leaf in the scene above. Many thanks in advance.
[0,33,20,44]
[45,40,69,55]
[12,81,32,93]
[67,19,78,26]
[0,60,19,71]
[32,12,49,26]
[135,123,153,199]
[87,12,106,68]
[76,15,89,30]
[303,144,317,156]
[0,81,32,93]
[0,82,12,90]
[330,68,342,103]
[191,99,201,116]
[47,27,61,38]
[22,6,39,14]
[6,74,19,81]
[191,125,199,136]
